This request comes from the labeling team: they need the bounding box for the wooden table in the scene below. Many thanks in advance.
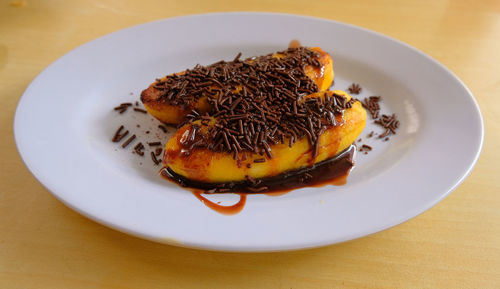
[1,0,499,288]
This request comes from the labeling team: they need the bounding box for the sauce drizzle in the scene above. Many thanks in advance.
[192,191,247,215]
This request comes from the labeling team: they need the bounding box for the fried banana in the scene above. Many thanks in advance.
[163,90,366,183]
[140,47,333,124]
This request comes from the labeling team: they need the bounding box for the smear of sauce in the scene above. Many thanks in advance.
[192,191,247,215]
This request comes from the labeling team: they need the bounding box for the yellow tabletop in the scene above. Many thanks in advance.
[1,0,499,288]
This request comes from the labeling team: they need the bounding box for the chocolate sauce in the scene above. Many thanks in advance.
[160,145,355,194]
[192,191,247,215]
[178,124,206,157]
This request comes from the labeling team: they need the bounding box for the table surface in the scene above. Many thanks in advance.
[1,0,499,288]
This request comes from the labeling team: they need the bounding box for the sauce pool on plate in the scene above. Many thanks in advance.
[160,145,356,215]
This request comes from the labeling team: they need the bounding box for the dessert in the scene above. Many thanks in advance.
[140,47,367,193]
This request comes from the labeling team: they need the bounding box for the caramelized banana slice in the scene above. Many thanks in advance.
[163,90,366,183]
[141,47,333,124]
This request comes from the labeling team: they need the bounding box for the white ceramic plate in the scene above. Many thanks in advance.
[14,13,483,252]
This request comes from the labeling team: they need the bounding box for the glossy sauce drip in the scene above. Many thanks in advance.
[178,124,205,157]
[192,191,247,215]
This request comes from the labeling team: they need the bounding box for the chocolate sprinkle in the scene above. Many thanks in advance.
[348,83,362,94]
[114,103,133,114]
[112,125,129,142]
[361,144,372,151]
[151,151,160,165]
[158,125,168,133]
[121,134,136,148]
[375,114,399,138]
[133,108,148,114]
[362,96,381,119]
[358,93,399,141]
[134,142,145,156]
